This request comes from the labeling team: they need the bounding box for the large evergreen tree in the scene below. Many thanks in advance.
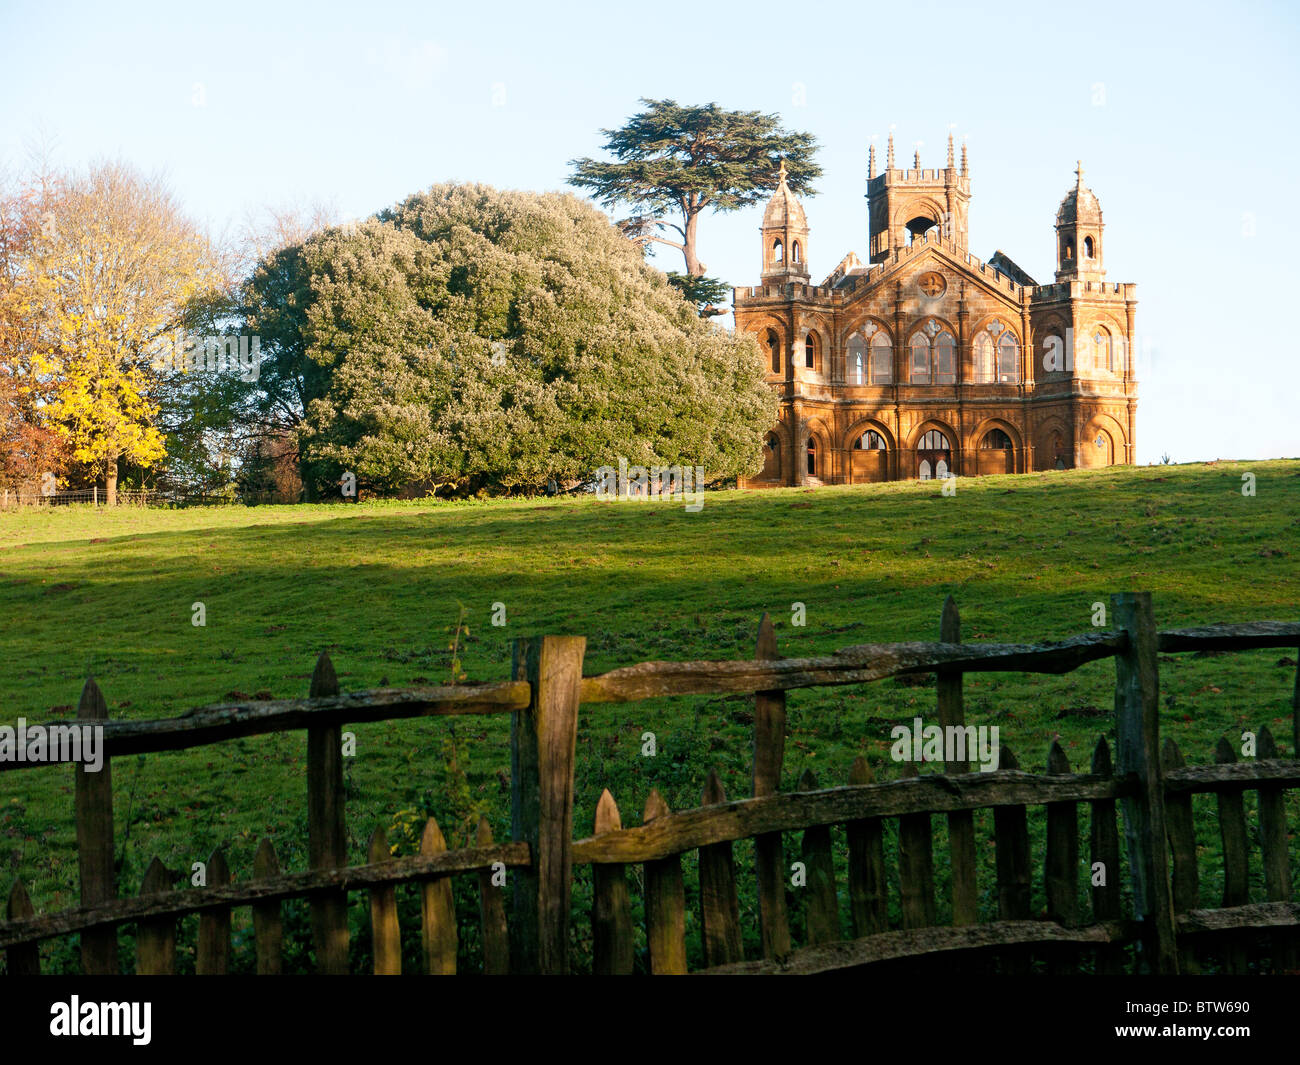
[568,98,821,277]
[254,184,776,497]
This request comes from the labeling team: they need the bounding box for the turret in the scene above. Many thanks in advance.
[1055,161,1105,282]
[760,160,810,283]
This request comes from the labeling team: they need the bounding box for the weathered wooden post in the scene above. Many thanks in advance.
[938,596,978,925]
[752,614,791,959]
[75,676,117,974]
[307,652,349,973]
[509,635,585,975]
[591,790,634,975]
[1292,644,1299,758]
[6,881,40,974]
[1112,591,1179,974]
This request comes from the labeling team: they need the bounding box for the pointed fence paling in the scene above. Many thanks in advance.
[3,592,1300,975]
[698,772,743,966]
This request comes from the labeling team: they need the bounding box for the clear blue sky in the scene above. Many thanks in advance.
[4,0,1297,463]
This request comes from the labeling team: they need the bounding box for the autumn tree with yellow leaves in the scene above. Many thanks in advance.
[5,161,222,503]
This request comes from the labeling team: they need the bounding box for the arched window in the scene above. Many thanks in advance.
[767,330,781,374]
[806,437,817,476]
[919,459,932,480]
[1084,236,1095,259]
[773,239,784,262]
[871,332,892,384]
[974,333,995,383]
[997,333,1020,383]
[1064,240,1074,261]
[1093,328,1112,373]
[909,324,956,384]
[934,331,956,384]
[853,429,887,450]
[909,333,931,384]
[982,428,1013,449]
[792,240,802,263]
[847,334,867,384]
[805,333,816,370]
[919,429,951,451]
[765,432,779,452]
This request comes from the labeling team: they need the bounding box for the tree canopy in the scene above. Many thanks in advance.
[1,160,222,503]
[568,98,821,276]
[251,183,776,497]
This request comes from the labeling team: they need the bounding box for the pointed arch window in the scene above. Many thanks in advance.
[974,333,994,383]
[1084,236,1095,259]
[997,332,1020,382]
[982,428,1013,449]
[871,331,892,383]
[766,330,781,374]
[853,430,887,450]
[773,239,784,263]
[909,321,956,384]
[975,321,1020,383]
[934,331,956,384]
[804,332,819,371]
[1093,328,1112,373]
[909,333,930,384]
[792,240,802,263]
[847,334,867,384]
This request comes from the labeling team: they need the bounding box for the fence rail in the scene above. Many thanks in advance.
[3,591,1299,975]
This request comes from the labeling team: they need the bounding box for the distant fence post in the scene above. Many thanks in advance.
[509,635,585,975]
[75,676,117,974]
[307,652,349,973]
[1112,591,1179,974]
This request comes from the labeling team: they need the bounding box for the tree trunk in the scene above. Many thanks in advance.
[683,211,702,276]
[300,459,318,502]
[105,452,119,506]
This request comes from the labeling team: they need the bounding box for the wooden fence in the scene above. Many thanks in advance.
[0,487,243,508]
[3,591,1299,975]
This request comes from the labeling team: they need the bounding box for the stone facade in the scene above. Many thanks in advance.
[735,139,1137,487]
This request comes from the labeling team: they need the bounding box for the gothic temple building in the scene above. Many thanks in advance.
[734,136,1137,486]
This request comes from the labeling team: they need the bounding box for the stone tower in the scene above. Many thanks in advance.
[866,132,970,264]
[1055,162,1105,282]
[760,160,810,283]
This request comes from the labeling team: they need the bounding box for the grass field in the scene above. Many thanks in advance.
[2,459,1298,972]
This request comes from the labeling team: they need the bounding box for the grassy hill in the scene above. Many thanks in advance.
[1,459,1297,971]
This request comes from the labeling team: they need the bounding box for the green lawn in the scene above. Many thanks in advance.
[1,459,1297,972]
